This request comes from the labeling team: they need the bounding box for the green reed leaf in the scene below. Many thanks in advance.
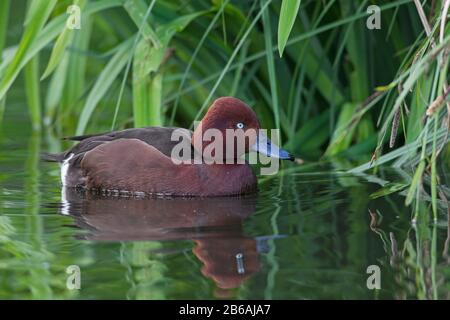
[277,0,301,57]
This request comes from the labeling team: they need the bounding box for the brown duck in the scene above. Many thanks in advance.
[44,97,293,196]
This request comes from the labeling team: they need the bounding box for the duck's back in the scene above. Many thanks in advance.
[43,127,192,188]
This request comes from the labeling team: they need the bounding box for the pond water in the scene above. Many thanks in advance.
[0,105,449,300]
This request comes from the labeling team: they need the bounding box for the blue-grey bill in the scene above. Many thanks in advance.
[251,132,294,161]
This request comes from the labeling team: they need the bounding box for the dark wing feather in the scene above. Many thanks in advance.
[43,126,193,163]
[68,127,192,158]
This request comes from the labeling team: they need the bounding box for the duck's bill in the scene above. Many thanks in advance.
[251,132,294,161]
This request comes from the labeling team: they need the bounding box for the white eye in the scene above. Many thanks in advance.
[236,122,244,129]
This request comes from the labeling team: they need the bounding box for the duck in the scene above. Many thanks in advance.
[44,97,294,197]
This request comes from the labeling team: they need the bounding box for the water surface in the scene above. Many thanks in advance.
[1,106,449,300]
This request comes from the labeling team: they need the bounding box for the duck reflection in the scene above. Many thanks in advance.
[61,188,265,293]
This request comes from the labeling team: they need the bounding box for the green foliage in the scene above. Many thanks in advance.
[1,1,450,300]
[0,0,56,100]
[0,0,448,219]
[0,0,10,65]
[277,0,301,57]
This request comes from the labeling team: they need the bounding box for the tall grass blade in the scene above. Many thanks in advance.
[405,160,425,206]
[262,0,280,130]
[76,38,134,135]
[124,0,160,48]
[113,0,158,130]
[192,0,273,125]
[0,0,56,100]
[132,12,202,127]
[431,114,438,221]
[0,0,10,64]
[45,53,69,123]
[24,56,42,131]
[41,0,87,80]
[40,27,73,81]
[62,18,91,110]
[170,1,229,125]
[0,0,122,101]
[148,73,162,126]
[277,0,301,57]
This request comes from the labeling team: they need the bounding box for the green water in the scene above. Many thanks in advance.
[0,106,449,300]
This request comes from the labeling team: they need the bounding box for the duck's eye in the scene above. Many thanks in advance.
[236,122,245,129]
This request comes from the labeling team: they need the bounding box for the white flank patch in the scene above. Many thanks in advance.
[60,187,70,216]
[61,153,74,187]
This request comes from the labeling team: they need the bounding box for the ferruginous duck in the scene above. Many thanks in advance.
[44,97,294,196]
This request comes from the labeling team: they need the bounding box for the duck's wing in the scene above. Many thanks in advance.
[43,127,193,163]
[72,127,193,157]
[80,138,175,192]
[49,127,193,188]
[65,126,185,142]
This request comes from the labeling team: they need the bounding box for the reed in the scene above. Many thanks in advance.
[0,0,448,220]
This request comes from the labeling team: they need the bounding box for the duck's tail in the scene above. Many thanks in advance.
[40,152,65,163]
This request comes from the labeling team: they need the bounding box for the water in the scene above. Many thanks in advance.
[1,107,449,300]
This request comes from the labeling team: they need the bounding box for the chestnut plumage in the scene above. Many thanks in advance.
[44,97,293,196]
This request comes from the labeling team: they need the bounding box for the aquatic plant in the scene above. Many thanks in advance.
[0,0,448,220]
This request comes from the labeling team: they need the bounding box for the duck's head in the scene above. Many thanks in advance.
[192,97,294,162]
